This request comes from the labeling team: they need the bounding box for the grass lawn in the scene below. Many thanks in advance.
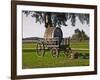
[22,40,89,69]
[70,40,89,49]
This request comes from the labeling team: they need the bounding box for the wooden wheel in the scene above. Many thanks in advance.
[51,48,59,57]
[65,47,72,57]
[36,42,45,56]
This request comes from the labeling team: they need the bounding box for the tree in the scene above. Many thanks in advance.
[81,30,89,40]
[72,29,81,41]
[23,11,89,28]
[72,29,89,41]
[75,29,81,41]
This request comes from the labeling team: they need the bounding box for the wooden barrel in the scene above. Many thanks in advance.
[44,27,63,44]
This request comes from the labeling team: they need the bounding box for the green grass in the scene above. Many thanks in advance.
[70,40,89,49]
[22,42,37,49]
[22,51,89,69]
[22,40,89,69]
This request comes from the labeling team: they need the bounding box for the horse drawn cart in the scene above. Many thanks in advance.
[36,27,72,57]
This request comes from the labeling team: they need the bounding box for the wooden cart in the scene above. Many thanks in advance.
[36,37,72,57]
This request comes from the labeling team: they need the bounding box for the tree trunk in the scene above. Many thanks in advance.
[45,12,52,28]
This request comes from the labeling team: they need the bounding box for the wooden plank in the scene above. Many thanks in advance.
[46,45,59,48]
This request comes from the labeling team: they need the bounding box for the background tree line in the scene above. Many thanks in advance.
[71,29,89,41]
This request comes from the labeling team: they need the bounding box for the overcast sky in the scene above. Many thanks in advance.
[22,12,89,38]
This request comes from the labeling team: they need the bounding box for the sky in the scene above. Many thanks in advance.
[22,12,90,38]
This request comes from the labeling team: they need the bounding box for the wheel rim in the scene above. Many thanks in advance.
[51,48,59,57]
[36,42,45,56]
